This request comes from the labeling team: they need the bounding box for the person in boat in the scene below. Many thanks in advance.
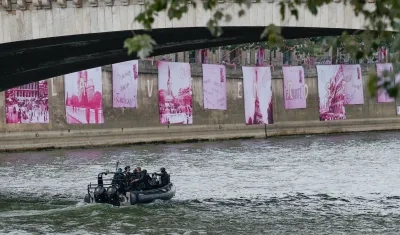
[131,169,152,190]
[124,166,133,189]
[112,168,126,194]
[132,167,141,179]
[124,166,133,181]
[153,167,170,188]
[141,170,153,189]
[129,167,142,190]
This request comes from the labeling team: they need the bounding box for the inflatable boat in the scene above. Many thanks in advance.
[83,171,176,206]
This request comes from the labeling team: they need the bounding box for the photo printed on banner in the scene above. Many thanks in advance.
[64,67,104,124]
[317,65,346,121]
[202,64,227,110]
[112,60,139,108]
[242,66,273,125]
[158,61,193,125]
[5,80,49,124]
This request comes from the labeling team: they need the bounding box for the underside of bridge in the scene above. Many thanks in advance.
[0,26,357,91]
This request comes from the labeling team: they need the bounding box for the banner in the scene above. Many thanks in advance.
[343,64,364,105]
[242,66,273,125]
[202,64,227,110]
[5,80,49,124]
[283,66,308,109]
[256,47,265,66]
[112,60,138,108]
[316,65,346,121]
[158,61,193,124]
[64,67,104,124]
[376,63,395,103]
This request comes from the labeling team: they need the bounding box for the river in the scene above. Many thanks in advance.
[1,131,400,234]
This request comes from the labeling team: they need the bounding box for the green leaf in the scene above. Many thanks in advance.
[307,1,318,15]
[124,34,157,59]
[290,9,299,20]
[214,10,224,20]
[279,2,286,21]
[367,74,378,98]
[225,14,232,22]
[387,86,399,98]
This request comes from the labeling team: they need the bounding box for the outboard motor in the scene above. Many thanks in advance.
[94,186,107,203]
[107,186,120,206]
[97,172,105,187]
[93,172,108,203]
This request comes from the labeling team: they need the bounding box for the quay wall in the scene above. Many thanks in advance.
[0,61,399,151]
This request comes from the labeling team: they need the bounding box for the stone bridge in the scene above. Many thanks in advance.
[0,0,384,90]
[0,0,378,43]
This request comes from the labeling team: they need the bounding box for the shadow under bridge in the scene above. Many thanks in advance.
[0,26,356,91]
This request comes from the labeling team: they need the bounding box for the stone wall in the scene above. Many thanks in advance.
[0,61,399,151]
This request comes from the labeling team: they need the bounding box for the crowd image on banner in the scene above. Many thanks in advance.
[5,80,49,124]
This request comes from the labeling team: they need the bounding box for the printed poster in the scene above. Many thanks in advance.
[376,63,395,103]
[202,64,227,110]
[158,61,193,124]
[64,67,104,124]
[316,65,346,121]
[242,66,273,125]
[112,60,139,108]
[283,66,308,109]
[343,64,364,105]
[5,80,49,124]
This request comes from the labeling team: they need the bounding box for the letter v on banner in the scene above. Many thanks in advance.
[147,79,153,97]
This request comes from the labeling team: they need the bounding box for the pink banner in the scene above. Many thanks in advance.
[158,61,193,124]
[5,80,49,124]
[112,60,138,108]
[203,50,209,64]
[342,64,364,105]
[202,64,227,110]
[376,63,395,103]
[242,66,273,125]
[283,66,308,109]
[256,47,265,66]
[64,67,104,124]
[317,65,346,121]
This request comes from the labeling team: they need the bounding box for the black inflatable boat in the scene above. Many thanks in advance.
[84,171,176,206]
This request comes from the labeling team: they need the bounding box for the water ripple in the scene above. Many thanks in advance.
[1,131,400,234]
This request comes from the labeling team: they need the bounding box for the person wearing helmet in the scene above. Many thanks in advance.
[154,167,170,188]
[124,166,131,174]
[124,166,133,189]
[112,168,126,194]
[130,168,152,190]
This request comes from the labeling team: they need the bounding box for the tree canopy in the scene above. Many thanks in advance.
[123,0,400,98]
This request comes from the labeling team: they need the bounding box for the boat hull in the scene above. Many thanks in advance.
[84,183,176,206]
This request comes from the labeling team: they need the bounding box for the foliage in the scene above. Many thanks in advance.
[125,0,400,98]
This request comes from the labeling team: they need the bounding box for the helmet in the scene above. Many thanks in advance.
[117,168,122,173]
[160,167,166,173]
[124,166,130,171]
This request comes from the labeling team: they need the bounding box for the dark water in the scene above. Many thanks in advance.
[1,131,400,234]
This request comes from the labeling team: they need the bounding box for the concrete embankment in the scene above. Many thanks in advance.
[1,118,400,152]
[0,61,399,152]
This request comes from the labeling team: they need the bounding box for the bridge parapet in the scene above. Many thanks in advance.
[0,0,377,11]
[0,0,384,46]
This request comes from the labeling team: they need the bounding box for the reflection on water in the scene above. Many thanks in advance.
[1,131,400,234]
